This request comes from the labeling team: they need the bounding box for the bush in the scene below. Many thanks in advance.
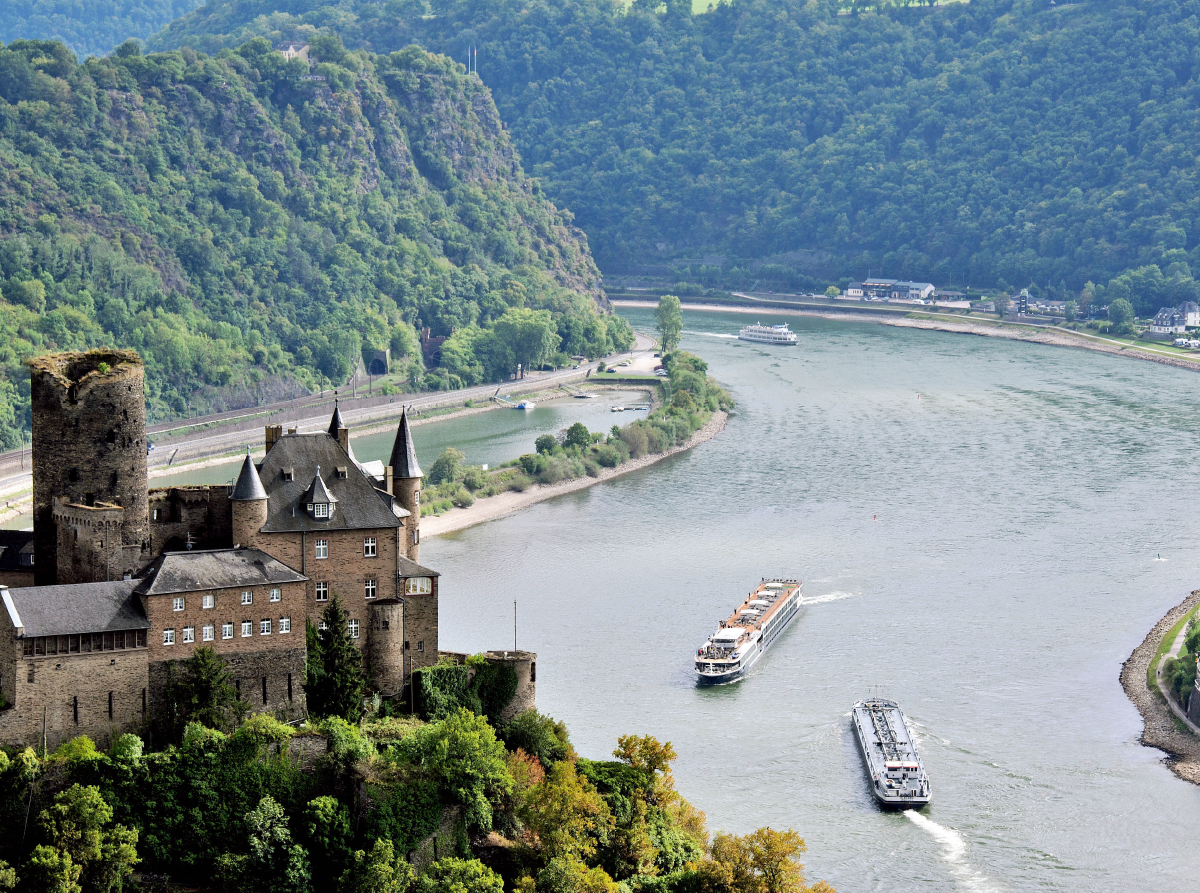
[620,426,649,459]
[535,434,559,454]
[501,710,569,768]
[460,465,489,491]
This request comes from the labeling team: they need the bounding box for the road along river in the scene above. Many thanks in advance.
[425,306,1200,892]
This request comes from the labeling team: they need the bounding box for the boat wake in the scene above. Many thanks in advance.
[799,590,857,606]
[685,330,739,339]
[905,812,1004,893]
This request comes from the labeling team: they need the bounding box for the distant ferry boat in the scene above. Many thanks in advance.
[852,697,931,809]
[738,323,798,345]
[695,579,802,684]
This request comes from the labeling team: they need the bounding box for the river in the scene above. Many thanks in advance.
[424,307,1200,892]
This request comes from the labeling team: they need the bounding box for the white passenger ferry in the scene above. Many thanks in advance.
[851,697,931,809]
[695,579,802,684]
[738,323,798,345]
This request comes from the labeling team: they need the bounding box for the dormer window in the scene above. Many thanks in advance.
[312,502,329,519]
[302,465,338,521]
[282,468,294,482]
[336,466,348,479]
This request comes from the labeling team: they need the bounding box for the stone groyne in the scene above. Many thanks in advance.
[1121,590,1200,785]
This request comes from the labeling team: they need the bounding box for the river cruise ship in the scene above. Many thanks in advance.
[851,697,931,809]
[695,579,802,684]
[738,323,798,345]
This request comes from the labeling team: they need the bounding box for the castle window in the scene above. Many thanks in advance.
[69,635,80,654]
[280,617,291,634]
[336,467,348,479]
[315,539,328,560]
[260,619,272,636]
[414,527,419,545]
[163,629,175,646]
[319,620,328,632]
[365,579,377,599]
[182,626,195,644]
[35,638,45,656]
[364,537,376,557]
[405,577,432,595]
[270,588,281,602]
[136,630,147,647]
[173,597,185,612]
[203,624,214,642]
[313,502,330,519]
[416,641,424,652]
[203,594,215,609]
[152,509,159,520]
[241,621,252,638]
[348,619,360,639]
[316,582,329,602]
[262,677,268,704]
[222,622,233,639]
[22,639,33,657]
[282,468,294,482]
[242,591,253,605]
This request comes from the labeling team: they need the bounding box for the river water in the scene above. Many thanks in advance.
[425,307,1200,892]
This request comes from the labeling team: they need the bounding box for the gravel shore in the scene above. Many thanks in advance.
[1120,590,1200,785]
[422,410,728,538]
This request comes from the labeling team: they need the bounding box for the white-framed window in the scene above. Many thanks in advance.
[270,588,281,602]
[260,619,272,636]
[318,620,328,632]
[364,537,376,557]
[241,621,252,638]
[365,579,377,599]
[202,624,214,642]
[163,629,175,646]
[417,640,424,652]
[222,622,233,640]
[316,582,329,602]
[348,619,360,639]
[202,594,215,609]
[313,502,330,519]
[172,597,185,612]
[241,591,253,605]
[414,527,419,545]
[182,626,195,644]
[315,539,328,560]
[279,617,291,634]
[405,576,432,595]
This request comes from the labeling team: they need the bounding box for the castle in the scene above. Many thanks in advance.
[0,349,534,750]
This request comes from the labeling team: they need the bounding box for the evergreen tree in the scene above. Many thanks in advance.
[305,596,368,721]
[164,646,249,737]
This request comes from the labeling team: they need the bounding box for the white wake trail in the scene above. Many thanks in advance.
[799,590,857,606]
[905,812,1004,892]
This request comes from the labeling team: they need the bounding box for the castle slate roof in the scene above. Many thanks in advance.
[136,548,306,596]
[398,555,440,578]
[258,433,405,533]
[230,453,268,501]
[328,400,348,436]
[389,410,422,479]
[302,467,338,507]
[1,580,146,637]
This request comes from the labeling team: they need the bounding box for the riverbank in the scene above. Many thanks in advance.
[422,410,728,537]
[612,299,1200,374]
[1121,590,1200,785]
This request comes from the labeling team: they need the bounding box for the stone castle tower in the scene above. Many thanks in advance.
[28,350,149,585]
[230,452,269,549]
[389,409,423,560]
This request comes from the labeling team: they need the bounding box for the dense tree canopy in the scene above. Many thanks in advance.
[0,35,629,447]
[0,1,205,59]
[151,0,1200,303]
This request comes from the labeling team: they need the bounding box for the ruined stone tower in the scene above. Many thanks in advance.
[389,409,423,561]
[28,350,149,585]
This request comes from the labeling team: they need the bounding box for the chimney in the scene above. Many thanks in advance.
[337,428,349,453]
[385,465,394,496]
[265,424,282,453]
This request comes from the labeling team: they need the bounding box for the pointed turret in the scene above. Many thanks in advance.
[230,450,268,547]
[389,409,423,561]
[329,395,350,453]
[230,452,267,501]
[389,409,422,479]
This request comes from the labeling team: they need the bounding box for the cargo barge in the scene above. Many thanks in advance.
[852,697,931,809]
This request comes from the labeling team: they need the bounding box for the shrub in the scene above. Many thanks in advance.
[535,434,559,454]
[460,466,489,491]
[451,488,475,508]
[620,426,649,459]
[501,710,569,768]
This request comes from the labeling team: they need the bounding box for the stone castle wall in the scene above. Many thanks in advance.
[149,486,235,554]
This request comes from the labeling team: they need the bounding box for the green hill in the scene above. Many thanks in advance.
[0,1,205,59]
[150,0,1200,309]
[0,37,629,447]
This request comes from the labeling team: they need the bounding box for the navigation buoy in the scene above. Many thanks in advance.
[873,514,877,521]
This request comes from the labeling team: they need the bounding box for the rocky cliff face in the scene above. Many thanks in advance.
[0,39,611,433]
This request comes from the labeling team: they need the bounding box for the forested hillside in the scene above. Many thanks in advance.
[152,0,1200,305]
[0,1,205,59]
[0,37,629,447]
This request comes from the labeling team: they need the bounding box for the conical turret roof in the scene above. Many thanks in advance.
[230,452,268,501]
[328,397,347,437]
[303,466,338,506]
[389,409,422,478]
